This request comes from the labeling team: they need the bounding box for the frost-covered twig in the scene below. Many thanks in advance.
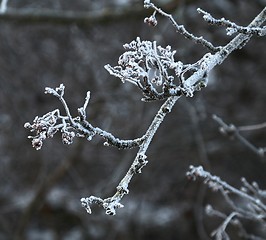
[187,166,266,213]
[212,114,266,157]
[187,166,266,239]
[105,37,211,101]
[144,0,221,53]
[205,205,262,240]
[25,84,146,150]
[81,95,179,215]
[198,8,266,36]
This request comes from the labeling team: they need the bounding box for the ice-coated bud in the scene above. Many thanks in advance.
[144,0,151,8]
[32,138,43,150]
[144,14,157,27]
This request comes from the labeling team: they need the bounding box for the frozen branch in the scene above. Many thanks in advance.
[211,211,239,240]
[80,0,266,220]
[25,84,146,150]
[187,166,266,239]
[212,114,266,157]
[81,95,179,215]
[105,37,187,101]
[198,8,266,36]
[144,1,221,52]
[187,166,266,213]
[206,205,265,240]
[25,1,266,216]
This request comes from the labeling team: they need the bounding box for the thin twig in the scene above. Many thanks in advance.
[238,122,266,131]
[198,8,266,36]
[212,114,265,157]
[187,166,266,213]
[144,1,221,53]
[188,166,266,239]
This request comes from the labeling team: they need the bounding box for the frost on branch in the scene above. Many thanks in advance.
[25,84,145,150]
[144,10,157,27]
[24,84,94,150]
[198,8,266,36]
[24,109,65,150]
[81,196,124,216]
[187,166,266,239]
[105,37,182,101]
[144,1,221,52]
[24,0,266,219]
[105,37,209,101]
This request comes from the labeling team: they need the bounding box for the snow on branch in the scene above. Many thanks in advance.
[187,166,266,239]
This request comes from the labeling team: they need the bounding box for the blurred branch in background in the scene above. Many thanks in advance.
[14,142,84,240]
[187,166,266,240]
[213,115,266,158]
[0,0,8,13]
[0,1,181,26]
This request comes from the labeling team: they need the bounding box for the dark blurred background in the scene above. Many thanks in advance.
[0,0,265,239]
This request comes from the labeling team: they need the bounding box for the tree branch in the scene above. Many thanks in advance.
[212,114,265,157]
[144,1,221,53]
[81,95,180,215]
[0,6,145,26]
[198,8,266,36]
[25,84,146,150]
[24,2,266,216]
[0,1,181,26]
[187,166,266,239]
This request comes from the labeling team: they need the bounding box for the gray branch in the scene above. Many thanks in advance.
[198,8,266,36]
[144,1,221,53]
[212,114,265,157]
[188,166,266,239]
[81,95,180,215]
[0,6,146,26]
[0,1,182,26]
